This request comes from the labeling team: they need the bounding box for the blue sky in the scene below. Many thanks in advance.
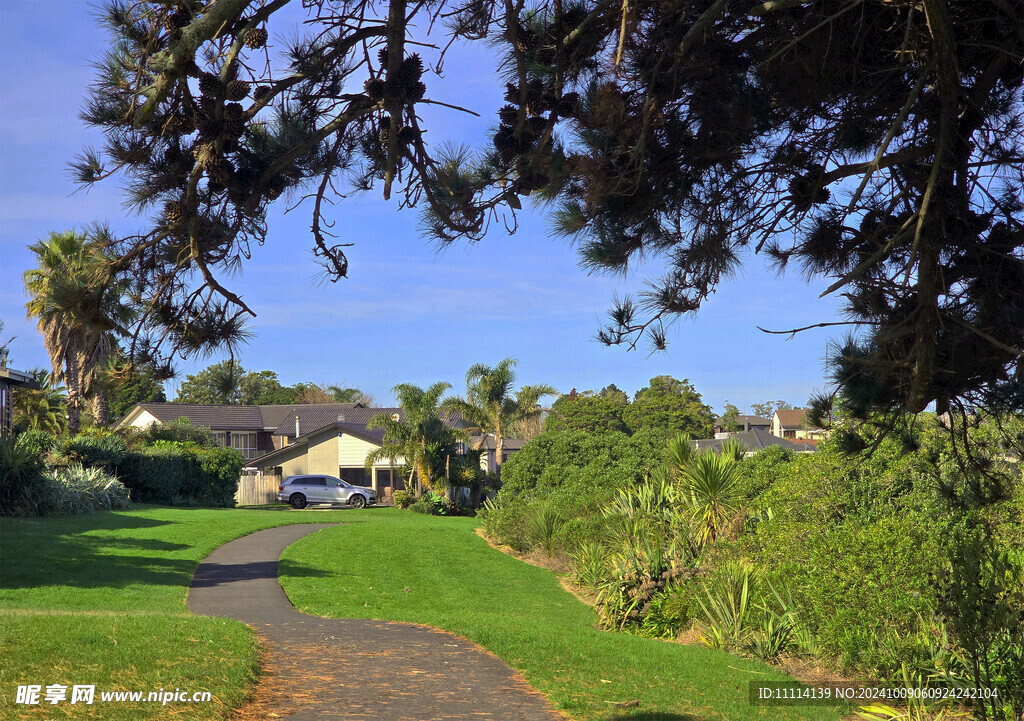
[0,1,843,412]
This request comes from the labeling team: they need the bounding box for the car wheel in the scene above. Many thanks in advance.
[289,493,307,509]
[350,494,366,509]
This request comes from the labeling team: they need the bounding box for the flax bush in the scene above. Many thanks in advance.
[43,464,130,514]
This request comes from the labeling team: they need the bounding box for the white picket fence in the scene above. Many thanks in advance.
[235,471,282,506]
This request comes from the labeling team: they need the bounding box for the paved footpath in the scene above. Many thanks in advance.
[187,524,564,720]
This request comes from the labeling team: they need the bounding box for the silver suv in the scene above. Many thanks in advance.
[277,475,377,509]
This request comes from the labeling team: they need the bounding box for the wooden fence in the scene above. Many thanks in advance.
[235,471,282,506]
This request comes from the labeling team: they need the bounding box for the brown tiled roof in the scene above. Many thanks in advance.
[774,408,810,428]
[136,403,264,430]
[271,406,403,437]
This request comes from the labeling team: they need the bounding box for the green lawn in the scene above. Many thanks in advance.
[1,506,848,720]
[0,505,355,720]
[280,509,849,721]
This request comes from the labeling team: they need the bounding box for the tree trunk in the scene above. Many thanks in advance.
[92,388,109,427]
[494,423,504,480]
[64,342,81,435]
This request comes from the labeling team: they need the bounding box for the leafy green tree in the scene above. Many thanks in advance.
[720,402,741,432]
[106,363,166,419]
[367,382,464,493]
[750,401,793,419]
[237,370,294,405]
[545,390,629,434]
[24,230,133,431]
[77,1,1023,424]
[622,376,714,439]
[442,358,555,503]
[12,369,68,436]
[290,382,370,405]
[175,361,292,405]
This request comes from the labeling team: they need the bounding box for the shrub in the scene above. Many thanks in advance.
[0,436,48,516]
[571,541,607,588]
[14,430,56,461]
[43,464,130,514]
[393,490,413,508]
[639,587,693,639]
[408,497,437,515]
[117,444,241,506]
[59,434,129,469]
[528,504,563,555]
[144,418,215,446]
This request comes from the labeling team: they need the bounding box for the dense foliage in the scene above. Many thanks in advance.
[545,376,714,437]
[75,0,1023,424]
[175,360,367,406]
[484,414,1024,719]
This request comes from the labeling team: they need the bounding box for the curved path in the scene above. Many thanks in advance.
[187,524,563,720]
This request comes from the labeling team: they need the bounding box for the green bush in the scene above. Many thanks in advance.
[393,490,413,508]
[117,444,242,506]
[59,434,129,469]
[143,418,215,446]
[14,430,57,461]
[408,497,437,515]
[43,464,130,514]
[1,436,48,516]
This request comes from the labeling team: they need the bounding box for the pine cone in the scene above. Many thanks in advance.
[407,81,426,103]
[226,80,250,101]
[398,54,424,84]
[164,200,187,226]
[364,77,386,101]
[164,10,190,31]
[498,104,519,125]
[245,27,268,50]
[199,73,221,97]
[252,85,272,103]
[398,126,419,144]
[204,155,234,185]
[377,46,389,67]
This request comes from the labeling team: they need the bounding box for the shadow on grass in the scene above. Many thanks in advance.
[191,558,330,587]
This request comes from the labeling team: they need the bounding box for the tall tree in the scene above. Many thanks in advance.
[622,376,714,438]
[443,358,555,502]
[720,402,741,432]
[77,0,1023,427]
[545,390,630,434]
[24,230,132,431]
[750,400,794,419]
[367,382,463,493]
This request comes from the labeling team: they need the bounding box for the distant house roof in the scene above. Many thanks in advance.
[714,414,770,427]
[121,402,368,433]
[774,408,810,428]
[133,403,264,430]
[694,428,817,454]
[271,405,400,437]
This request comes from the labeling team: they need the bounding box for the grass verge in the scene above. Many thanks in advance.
[279,509,850,721]
[0,505,355,719]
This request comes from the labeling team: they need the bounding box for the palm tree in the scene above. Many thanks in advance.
[24,230,133,431]
[12,369,68,436]
[366,382,464,494]
[442,358,555,497]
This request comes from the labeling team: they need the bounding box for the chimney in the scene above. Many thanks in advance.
[295,414,300,437]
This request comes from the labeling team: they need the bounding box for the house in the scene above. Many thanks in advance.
[770,408,826,440]
[0,366,39,436]
[114,402,391,462]
[694,427,817,455]
[471,434,527,473]
[713,414,771,434]
[246,420,406,495]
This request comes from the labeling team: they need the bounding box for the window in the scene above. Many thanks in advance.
[212,431,228,448]
[375,469,393,488]
[783,430,796,439]
[230,432,258,460]
[340,467,369,486]
[294,477,326,486]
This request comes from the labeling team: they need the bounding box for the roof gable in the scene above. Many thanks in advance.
[774,408,809,428]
